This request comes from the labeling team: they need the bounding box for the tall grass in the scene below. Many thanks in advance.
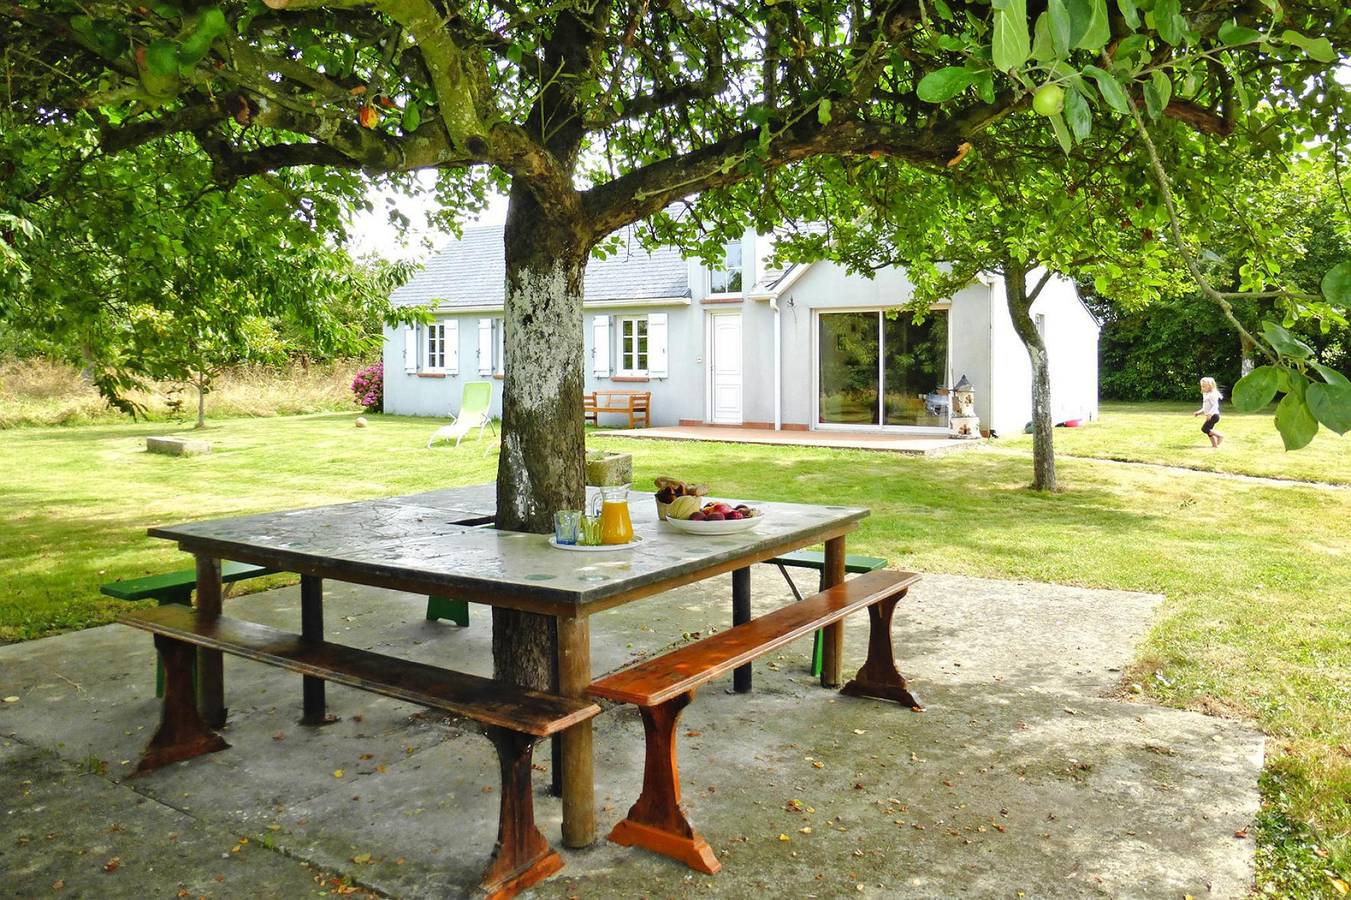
[0,357,366,428]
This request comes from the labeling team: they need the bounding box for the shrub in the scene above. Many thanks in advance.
[351,362,383,412]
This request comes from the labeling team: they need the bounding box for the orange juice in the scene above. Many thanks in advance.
[600,500,633,544]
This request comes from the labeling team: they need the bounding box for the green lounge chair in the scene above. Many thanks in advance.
[427,381,497,448]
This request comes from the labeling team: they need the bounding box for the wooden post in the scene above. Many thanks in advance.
[300,575,334,726]
[135,635,229,773]
[731,567,752,693]
[194,555,227,729]
[555,614,595,848]
[841,591,922,708]
[819,537,847,688]
[481,727,565,898]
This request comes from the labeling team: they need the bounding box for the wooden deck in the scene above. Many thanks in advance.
[593,425,981,456]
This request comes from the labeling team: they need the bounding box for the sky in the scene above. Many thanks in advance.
[346,170,508,263]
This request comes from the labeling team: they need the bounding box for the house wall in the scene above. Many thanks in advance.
[382,304,704,426]
[984,270,1100,437]
[775,261,994,430]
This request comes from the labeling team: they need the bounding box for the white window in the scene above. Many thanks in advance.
[478,317,504,375]
[495,317,505,376]
[617,316,649,375]
[708,240,743,295]
[425,322,448,370]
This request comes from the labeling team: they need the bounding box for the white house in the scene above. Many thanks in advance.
[382,225,1100,438]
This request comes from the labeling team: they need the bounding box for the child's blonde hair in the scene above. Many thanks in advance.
[1200,376,1218,394]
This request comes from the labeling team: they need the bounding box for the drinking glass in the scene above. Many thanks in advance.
[553,509,582,545]
[579,515,604,546]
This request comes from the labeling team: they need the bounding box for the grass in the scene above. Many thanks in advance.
[0,357,367,428]
[1003,400,1351,485]
[2,408,1348,896]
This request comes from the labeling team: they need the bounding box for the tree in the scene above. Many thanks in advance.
[4,0,1345,694]
[0,125,412,418]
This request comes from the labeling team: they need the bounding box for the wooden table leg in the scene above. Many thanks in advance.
[731,567,752,693]
[556,614,595,848]
[300,575,337,726]
[193,555,227,729]
[819,537,847,688]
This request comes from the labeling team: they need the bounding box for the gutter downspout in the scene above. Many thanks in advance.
[770,297,782,430]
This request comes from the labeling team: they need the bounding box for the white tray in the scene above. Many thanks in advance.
[548,536,644,552]
[663,515,763,535]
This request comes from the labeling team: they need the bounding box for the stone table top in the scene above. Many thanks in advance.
[148,484,868,611]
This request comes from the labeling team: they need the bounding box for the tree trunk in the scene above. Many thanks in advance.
[1239,333,1255,378]
[1003,259,1057,492]
[195,377,206,429]
[492,185,589,690]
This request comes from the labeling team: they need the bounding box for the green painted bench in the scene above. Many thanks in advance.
[101,561,276,696]
[764,549,890,677]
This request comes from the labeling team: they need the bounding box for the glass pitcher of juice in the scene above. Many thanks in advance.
[590,485,634,545]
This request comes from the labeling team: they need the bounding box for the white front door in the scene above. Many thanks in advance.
[708,312,743,424]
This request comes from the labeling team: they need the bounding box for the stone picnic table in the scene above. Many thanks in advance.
[142,482,869,848]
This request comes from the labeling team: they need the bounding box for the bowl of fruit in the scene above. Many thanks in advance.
[653,476,710,520]
[663,496,764,534]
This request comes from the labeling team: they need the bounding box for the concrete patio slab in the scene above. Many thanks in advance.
[594,425,980,457]
[0,569,1262,898]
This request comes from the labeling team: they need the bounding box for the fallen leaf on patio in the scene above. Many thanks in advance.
[685,730,702,737]
[3,696,18,703]
[375,765,387,774]
[813,761,824,769]
[1233,828,1248,839]
[231,845,241,854]
[332,770,344,779]
[777,833,791,842]
[351,853,372,864]
[853,729,866,735]
[785,799,805,812]
[176,889,188,897]
[267,824,282,832]
[993,823,1007,833]
[103,857,121,873]
[395,857,406,866]
[359,753,374,761]
[51,880,65,891]
[273,732,285,742]
[482,785,494,793]
[1325,872,1349,895]
[799,826,812,834]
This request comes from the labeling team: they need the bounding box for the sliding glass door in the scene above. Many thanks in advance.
[817,310,949,430]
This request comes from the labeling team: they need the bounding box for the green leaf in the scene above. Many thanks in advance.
[1083,65,1130,114]
[1064,87,1091,140]
[1280,30,1336,63]
[916,67,976,102]
[1262,320,1314,359]
[1321,260,1351,305]
[817,98,832,125]
[1032,14,1057,61]
[1149,69,1172,109]
[1231,364,1280,412]
[1218,20,1262,45]
[145,39,180,77]
[1274,390,1319,450]
[402,102,421,133]
[973,70,996,104]
[992,0,1031,72]
[1062,0,1093,45]
[1048,0,1073,55]
[1076,0,1111,50]
[1049,111,1073,153]
[1143,79,1164,119]
[1307,382,1351,435]
[1116,0,1140,29]
[1311,362,1351,389]
[1154,0,1184,45]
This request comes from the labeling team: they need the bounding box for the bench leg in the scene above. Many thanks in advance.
[840,592,922,708]
[732,567,752,693]
[608,691,720,875]
[136,635,229,774]
[300,575,338,726]
[481,727,564,899]
[426,595,470,626]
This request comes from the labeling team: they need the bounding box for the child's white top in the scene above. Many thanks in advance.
[1202,390,1221,416]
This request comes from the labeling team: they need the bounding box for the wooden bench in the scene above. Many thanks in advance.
[122,605,599,899]
[101,561,277,697]
[589,569,920,875]
[763,549,890,678]
[584,390,651,429]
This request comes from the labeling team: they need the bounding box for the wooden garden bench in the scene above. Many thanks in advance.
[762,549,890,678]
[589,569,921,875]
[584,390,651,429]
[101,561,277,696]
[122,604,599,899]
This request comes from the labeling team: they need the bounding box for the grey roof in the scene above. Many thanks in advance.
[390,223,690,309]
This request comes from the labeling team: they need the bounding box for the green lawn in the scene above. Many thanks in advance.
[1004,400,1351,485]
[3,409,1349,896]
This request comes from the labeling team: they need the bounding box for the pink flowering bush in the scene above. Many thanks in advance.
[351,362,383,412]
